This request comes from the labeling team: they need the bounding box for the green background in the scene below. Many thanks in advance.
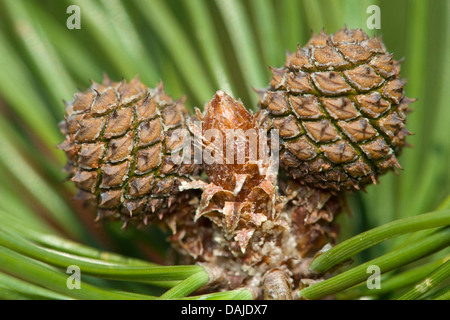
[0,0,448,300]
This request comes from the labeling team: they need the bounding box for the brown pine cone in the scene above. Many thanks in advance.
[57,75,200,227]
[257,27,414,192]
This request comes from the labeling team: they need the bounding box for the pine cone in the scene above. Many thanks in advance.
[257,27,414,192]
[57,75,200,226]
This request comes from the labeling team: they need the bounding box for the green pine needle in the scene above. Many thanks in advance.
[310,210,450,273]
[298,227,450,300]
[396,260,450,300]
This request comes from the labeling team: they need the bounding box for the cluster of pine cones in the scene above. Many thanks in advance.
[58,28,413,298]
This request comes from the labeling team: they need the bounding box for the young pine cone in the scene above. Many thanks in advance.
[57,75,200,227]
[257,27,414,192]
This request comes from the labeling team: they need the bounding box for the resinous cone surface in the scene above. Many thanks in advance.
[257,28,414,192]
[58,76,200,226]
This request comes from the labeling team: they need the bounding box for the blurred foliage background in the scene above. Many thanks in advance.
[0,0,448,300]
